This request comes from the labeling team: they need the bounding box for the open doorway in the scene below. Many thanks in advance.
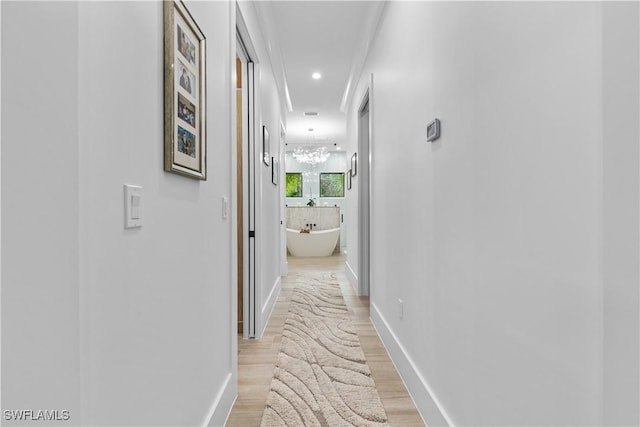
[236,27,256,338]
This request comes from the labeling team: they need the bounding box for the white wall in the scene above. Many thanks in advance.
[3,1,238,425]
[77,2,236,425]
[602,3,640,424]
[257,57,285,337]
[345,2,639,426]
[2,2,82,423]
[345,140,359,289]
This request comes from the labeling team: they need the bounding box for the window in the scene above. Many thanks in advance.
[285,173,303,197]
[320,173,344,198]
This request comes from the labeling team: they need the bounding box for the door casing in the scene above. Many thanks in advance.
[236,18,258,338]
[358,78,372,297]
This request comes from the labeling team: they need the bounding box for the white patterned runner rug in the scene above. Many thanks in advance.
[260,273,389,427]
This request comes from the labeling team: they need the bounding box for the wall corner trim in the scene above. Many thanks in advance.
[203,373,236,427]
[370,303,455,427]
[258,276,281,338]
[345,261,359,295]
[339,1,386,113]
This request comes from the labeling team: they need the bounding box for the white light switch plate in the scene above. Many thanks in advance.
[124,185,143,229]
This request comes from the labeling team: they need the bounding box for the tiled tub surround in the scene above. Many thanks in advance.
[286,207,340,254]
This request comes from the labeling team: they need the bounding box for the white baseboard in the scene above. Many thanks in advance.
[370,303,455,427]
[345,261,358,295]
[258,276,281,339]
[203,372,236,427]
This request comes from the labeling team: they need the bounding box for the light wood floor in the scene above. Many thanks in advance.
[225,254,425,427]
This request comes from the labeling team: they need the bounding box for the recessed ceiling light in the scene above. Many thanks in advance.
[312,72,322,80]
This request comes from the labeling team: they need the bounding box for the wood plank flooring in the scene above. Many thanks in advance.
[225,254,425,427]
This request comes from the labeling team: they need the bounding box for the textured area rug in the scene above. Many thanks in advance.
[261,273,389,427]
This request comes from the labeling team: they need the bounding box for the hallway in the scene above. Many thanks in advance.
[2,1,639,426]
[226,255,424,426]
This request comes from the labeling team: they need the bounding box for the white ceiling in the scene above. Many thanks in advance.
[264,1,383,149]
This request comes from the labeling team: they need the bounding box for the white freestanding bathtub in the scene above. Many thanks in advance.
[286,228,340,257]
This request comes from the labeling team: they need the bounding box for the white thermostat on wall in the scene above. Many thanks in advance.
[427,118,441,142]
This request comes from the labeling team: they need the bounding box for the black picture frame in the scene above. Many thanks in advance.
[272,157,278,185]
[263,126,270,166]
[351,153,357,177]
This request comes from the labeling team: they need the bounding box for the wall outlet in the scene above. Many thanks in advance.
[222,197,229,219]
[398,298,404,320]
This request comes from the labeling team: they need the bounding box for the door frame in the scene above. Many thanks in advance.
[358,75,373,297]
[235,8,260,339]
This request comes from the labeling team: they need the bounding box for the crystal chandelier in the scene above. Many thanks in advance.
[292,146,330,165]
